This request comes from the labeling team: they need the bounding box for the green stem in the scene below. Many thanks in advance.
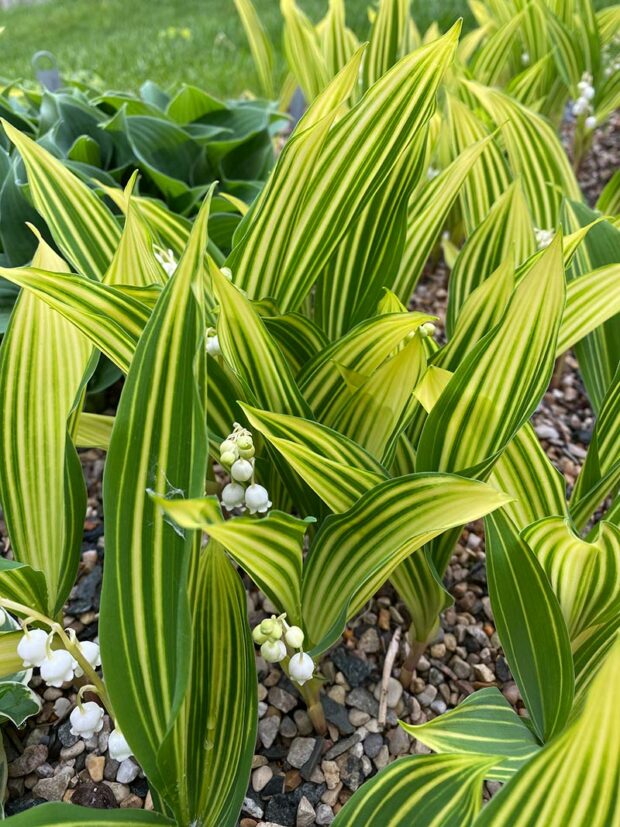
[400,638,427,690]
[297,677,327,736]
[1,598,112,713]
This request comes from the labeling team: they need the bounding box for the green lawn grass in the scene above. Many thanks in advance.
[0,0,472,97]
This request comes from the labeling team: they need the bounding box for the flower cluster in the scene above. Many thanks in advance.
[206,326,221,357]
[572,73,597,130]
[418,322,436,339]
[219,423,271,514]
[252,614,315,686]
[17,627,101,688]
[153,246,178,277]
[534,227,555,249]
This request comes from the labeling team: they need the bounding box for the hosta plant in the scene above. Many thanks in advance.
[0,9,618,827]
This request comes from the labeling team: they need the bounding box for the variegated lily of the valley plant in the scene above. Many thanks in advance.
[0,5,617,827]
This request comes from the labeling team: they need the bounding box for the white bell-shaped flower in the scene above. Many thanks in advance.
[585,115,596,130]
[261,640,286,663]
[245,484,272,515]
[69,701,104,739]
[108,729,132,761]
[289,652,315,686]
[40,650,75,687]
[521,51,529,65]
[221,482,246,512]
[230,458,253,483]
[582,84,595,101]
[74,641,101,678]
[206,334,221,357]
[284,626,305,649]
[17,629,49,668]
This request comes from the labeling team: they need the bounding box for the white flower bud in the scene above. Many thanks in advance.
[221,482,246,511]
[231,458,254,482]
[40,650,75,687]
[289,652,315,685]
[220,267,233,280]
[245,484,271,515]
[17,629,49,668]
[419,322,436,338]
[585,115,596,130]
[219,450,237,467]
[252,625,268,645]
[583,84,595,101]
[220,438,238,457]
[108,729,132,761]
[69,701,104,739]
[572,97,588,116]
[206,334,221,357]
[285,626,305,649]
[74,641,101,678]
[521,51,529,65]
[261,618,282,640]
[261,639,286,663]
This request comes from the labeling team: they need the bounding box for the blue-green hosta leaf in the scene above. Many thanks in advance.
[523,517,620,640]
[485,510,574,743]
[474,636,620,827]
[333,753,495,827]
[303,474,510,653]
[99,194,211,815]
[403,687,540,781]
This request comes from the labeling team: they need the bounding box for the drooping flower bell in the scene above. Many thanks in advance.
[40,649,76,688]
[231,458,254,483]
[261,640,287,663]
[289,652,315,686]
[284,626,305,649]
[245,484,272,515]
[221,482,246,512]
[74,641,102,678]
[108,729,132,761]
[17,628,49,668]
[69,701,104,739]
[206,328,221,357]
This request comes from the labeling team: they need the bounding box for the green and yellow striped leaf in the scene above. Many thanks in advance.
[99,195,211,813]
[485,509,574,742]
[362,0,409,89]
[75,412,115,450]
[315,132,429,337]
[461,82,581,228]
[2,803,174,826]
[332,753,494,827]
[522,517,620,640]
[303,474,510,653]
[231,26,461,311]
[570,363,620,530]
[153,495,309,626]
[561,200,620,412]
[394,137,491,302]
[212,263,311,419]
[158,541,256,826]
[320,0,358,77]
[443,94,511,233]
[446,182,535,334]
[300,312,432,423]
[418,236,565,477]
[403,687,540,781]
[281,0,331,102]
[557,262,620,354]
[0,265,150,374]
[242,405,386,512]
[572,614,620,714]
[474,636,620,827]
[0,632,24,680]
[0,236,91,615]
[234,0,275,98]
[0,559,49,614]
[2,119,120,277]
[332,336,427,462]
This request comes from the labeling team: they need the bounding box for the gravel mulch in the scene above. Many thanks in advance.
[0,116,617,825]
